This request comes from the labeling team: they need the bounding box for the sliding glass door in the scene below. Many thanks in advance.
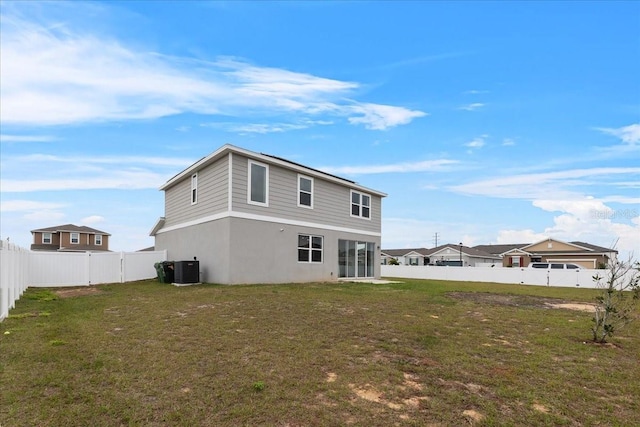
[339,239,375,278]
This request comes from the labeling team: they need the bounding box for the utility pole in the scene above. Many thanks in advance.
[433,232,439,248]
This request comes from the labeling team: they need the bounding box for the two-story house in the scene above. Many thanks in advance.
[30,224,110,252]
[150,144,387,285]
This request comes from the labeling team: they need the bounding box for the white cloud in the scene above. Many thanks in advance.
[13,153,195,168]
[502,138,515,146]
[1,172,167,192]
[464,90,489,95]
[458,103,485,111]
[451,167,640,200]
[347,103,427,130]
[465,136,486,148]
[496,229,549,244]
[81,215,105,224]
[0,10,425,130]
[0,134,57,143]
[0,200,66,212]
[24,210,66,222]
[202,119,333,134]
[596,123,640,145]
[322,159,459,175]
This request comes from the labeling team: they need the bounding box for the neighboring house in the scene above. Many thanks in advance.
[381,248,430,265]
[473,238,617,268]
[150,144,387,284]
[382,245,500,267]
[30,224,111,252]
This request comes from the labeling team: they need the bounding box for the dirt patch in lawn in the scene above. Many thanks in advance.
[54,287,103,298]
[447,292,595,312]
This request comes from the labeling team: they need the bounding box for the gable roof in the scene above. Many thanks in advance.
[472,244,528,255]
[31,224,110,236]
[426,244,501,259]
[160,144,387,197]
[568,241,618,253]
[381,248,430,257]
[473,239,617,256]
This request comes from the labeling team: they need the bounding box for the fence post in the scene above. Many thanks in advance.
[120,251,125,283]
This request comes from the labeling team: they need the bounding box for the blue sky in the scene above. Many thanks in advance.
[1,1,638,258]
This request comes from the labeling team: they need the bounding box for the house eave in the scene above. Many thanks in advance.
[159,144,387,197]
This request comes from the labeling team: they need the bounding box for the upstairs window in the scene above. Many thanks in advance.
[298,175,313,208]
[248,160,268,206]
[95,234,102,246]
[298,234,323,263]
[42,233,52,244]
[70,233,80,244]
[191,173,198,205]
[350,190,371,219]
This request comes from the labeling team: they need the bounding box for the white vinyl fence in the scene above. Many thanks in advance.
[1,239,167,320]
[381,265,634,289]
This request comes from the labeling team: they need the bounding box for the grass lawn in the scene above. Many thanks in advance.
[1,279,638,426]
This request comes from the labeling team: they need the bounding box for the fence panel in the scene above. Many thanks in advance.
[122,251,167,282]
[1,240,30,321]
[88,252,122,285]
[381,265,617,289]
[29,252,90,287]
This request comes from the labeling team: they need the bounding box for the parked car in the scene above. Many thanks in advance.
[528,262,581,270]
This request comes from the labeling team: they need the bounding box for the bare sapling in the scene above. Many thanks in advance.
[591,256,640,343]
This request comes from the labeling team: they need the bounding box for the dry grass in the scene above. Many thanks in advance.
[1,279,638,426]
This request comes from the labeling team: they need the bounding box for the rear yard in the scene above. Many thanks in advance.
[1,279,638,426]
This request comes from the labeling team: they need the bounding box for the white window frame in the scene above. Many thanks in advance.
[95,234,102,246]
[42,233,52,244]
[298,234,323,264]
[70,233,80,245]
[297,174,314,209]
[248,160,269,207]
[350,190,371,219]
[191,172,198,205]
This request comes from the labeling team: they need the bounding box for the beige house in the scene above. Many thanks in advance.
[474,238,617,269]
[31,224,111,252]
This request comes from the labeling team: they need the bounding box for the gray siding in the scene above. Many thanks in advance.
[155,218,232,284]
[164,157,228,227]
[230,153,381,233]
[155,216,381,285]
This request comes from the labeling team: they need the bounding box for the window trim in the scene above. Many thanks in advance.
[95,234,102,246]
[247,160,269,207]
[297,234,323,264]
[297,174,314,209]
[350,190,371,220]
[191,172,198,205]
[42,232,52,244]
[70,232,80,245]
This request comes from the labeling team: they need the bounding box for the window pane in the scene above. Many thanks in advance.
[551,264,563,269]
[352,192,360,204]
[311,250,322,263]
[300,177,311,192]
[300,192,311,206]
[362,195,370,207]
[298,249,309,262]
[357,242,366,277]
[338,240,347,277]
[251,163,266,203]
[366,242,375,276]
[362,207,370,218]
[298,235,310,248]
[312,236,322,249]
[352,204,360,216]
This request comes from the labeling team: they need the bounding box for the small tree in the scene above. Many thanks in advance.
[591,257,640,343]
[388,258,399,265]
